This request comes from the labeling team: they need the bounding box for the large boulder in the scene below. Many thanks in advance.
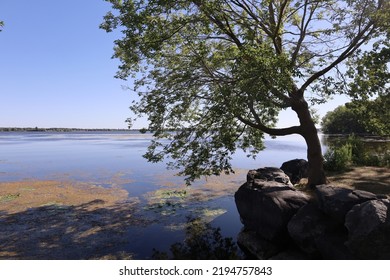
[345,199,390,259]
[315,185,378,224]
[237,230,281,259]
[246,167,292,186]
[235,168,310,241]
[288,203,351,259]
[280,159,309,184]
[237,229,308,260]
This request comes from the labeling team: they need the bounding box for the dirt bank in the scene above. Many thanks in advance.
[327,166,390,195]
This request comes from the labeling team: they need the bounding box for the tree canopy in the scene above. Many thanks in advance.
[322,96,390,136]
[321,105,366,135]
[102,0,389,185]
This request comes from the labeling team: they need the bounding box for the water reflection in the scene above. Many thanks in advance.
[152,218,242,260]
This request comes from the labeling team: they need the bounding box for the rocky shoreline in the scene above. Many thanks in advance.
[235,161,390,259]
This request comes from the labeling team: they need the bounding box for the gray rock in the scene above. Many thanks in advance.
[315,185,377,224]
[288,203,351,259]
[247,167,292,187]
[237,230,281,259]
[280,159,308,184]
[345,199,390,259]
[235,168,310,241]
[238,229,308,260]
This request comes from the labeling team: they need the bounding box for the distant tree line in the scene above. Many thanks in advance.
[0,127,132,132]
[321,96,390,136]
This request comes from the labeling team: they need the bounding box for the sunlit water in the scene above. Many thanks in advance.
[0,131,313,258]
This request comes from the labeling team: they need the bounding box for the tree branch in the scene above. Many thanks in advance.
[230,0,274,39]
[193,1,243,48]
[300,21,376,91]
[235,114,302,136]
[290,0,318,66]
[268,0,283,54]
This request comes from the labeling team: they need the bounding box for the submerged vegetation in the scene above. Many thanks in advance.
[0,193,20,203]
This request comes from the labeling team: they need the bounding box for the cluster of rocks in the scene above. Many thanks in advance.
[234,159,390,259]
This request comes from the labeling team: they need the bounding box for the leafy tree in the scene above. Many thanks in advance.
[344,5,390,135]
[348,97,390,136]
[102,0,389,186]
[321,105,366,135]
[346,9,390,102]
[0,20,4,32]
[322,97,390,136]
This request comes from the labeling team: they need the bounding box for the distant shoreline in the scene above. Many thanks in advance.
[0,127,136,132]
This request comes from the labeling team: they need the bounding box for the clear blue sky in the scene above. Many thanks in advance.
[0,0,349,129]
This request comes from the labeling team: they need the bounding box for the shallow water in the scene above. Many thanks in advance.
[0,131,311,259]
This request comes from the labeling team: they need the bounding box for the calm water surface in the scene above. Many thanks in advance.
[0,131,312,258]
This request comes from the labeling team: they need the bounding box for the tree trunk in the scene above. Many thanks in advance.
[302,126,327,187]
[291,95,327,187]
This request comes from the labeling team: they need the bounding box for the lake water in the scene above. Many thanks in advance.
[0,131,315,259]
[0,131,310,181]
